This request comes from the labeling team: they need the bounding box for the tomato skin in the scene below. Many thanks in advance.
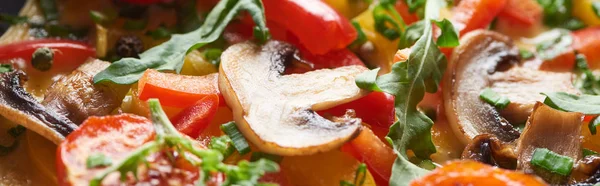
[342,128,396,186]
[411,160,546,186]
[262,0,357,55]
[319,92,395,130]
[572,26,600,69]
[395,0,420,25]
[57,114,155,186]
[498,0,542,26]
[452,0,507,35]
[170,94,220,139]
[138,70,224,108]
[0,39,95,68]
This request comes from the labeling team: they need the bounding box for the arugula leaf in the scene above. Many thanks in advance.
[355,67,382,91]
[93,0,269,85]
[0,14,28,25]
[573,53,600,95]
[433,19,459,47]
[542,92,600,114]
[90,99,279,186]
[86,153,113,168]
[399,21,425,49]
[584,148,599,157]
[0,64,14,73]
[405,0,426,13]
[537,0,586,30]
[594,2,600,18]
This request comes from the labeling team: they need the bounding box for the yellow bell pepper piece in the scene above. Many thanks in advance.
[353,8,400,74]
[322,0,370,19]
[573,0,600,26]
[180,50,218,76]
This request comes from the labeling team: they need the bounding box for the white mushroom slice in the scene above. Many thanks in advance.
[219,41,368,156]
[516,102,583,184]
[443,30,577,145]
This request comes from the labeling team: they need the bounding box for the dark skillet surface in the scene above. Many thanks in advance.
[0,0,26,35]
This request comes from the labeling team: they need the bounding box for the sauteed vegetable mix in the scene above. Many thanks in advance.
[1,0,600,185]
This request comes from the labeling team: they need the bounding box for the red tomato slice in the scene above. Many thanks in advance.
[262,0,357,55]
[57,114,156,186]
[0,39,96,69]
[395,0,420,25]
[170,94,220,138]
[498,0,542,26]
[572,26,600,69]
[138,70,224,108]
[318,92,395,129]
[342,127,396,186]
[452,0,508,35]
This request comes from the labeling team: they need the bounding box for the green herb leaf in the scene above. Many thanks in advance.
[0,64,14,73]
[593,2,600,18]
[399,20,425,49]
[373,4,403,40]
[589,116,600,135]
[531,148,574,176]
[519,49,535,59]
[209,135,235,158]
[355,67,382,91]
[573,53,600,95]
[480,88,511,109]
[433,19,459,47]
[349,21,368,48]
[146,26,172,40]
[86,153,113,168]
[221,121,251,155]
[537,0,586,30]
[542,92,600,114]
[250,152,283,163]
[93,0,269,85]
[0,13,28,25]
[89,10,112,25]
[536,29,572,60]
[405,0,426,13]
[583,148,599,157]
[39,0,59,22]
[203,48,223,66]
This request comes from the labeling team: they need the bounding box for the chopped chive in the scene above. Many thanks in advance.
[519,49,534,59]
[418,159,436,170]
[589,116,600,135]
[250,152,283,163]
[530,148,574,176]
[209,135,235,158]
[86,153,112,168]
[89,11,108,25]
[349,20,367,48]
[220,121,251,155]
[480,88,511,109]
[583,148,599,157]
[203,48,223,66]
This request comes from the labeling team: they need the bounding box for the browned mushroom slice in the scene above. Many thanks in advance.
[42,59,128,124]
[443,30,578,144]
[516,102,583,184]
[0,71,76,144]
[461,134,517,169]
[219,41,367,156]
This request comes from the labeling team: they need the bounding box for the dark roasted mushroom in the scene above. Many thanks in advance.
[516,102,583,184]
[42,59,128,124]
[0,70,76,144]
[219,41,367,156]
[443,30,578,144]
[462,134,517,169]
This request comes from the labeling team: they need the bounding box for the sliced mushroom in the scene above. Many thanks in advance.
[42,59,128,124]
[219,41,367,156]
[444,30,578,144]
[0,71,76,144]
[461,134,517,169]
[516,102,583,184]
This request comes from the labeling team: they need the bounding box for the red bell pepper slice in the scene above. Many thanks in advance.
[395,0,420,25]
[0,39,96,68]
[170,94,220,139]
[262,0,357,55]
[573,26,600,68]
[342,127,396,186]
[452,0,508,35]
[498,0,542,26]
[138,69,224,108]
[318,91,395,129]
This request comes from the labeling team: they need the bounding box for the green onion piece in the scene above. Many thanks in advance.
[0,64,13,73]
[372,4,401,40]
[480,88,511,109]
[594,2,600,18]
[583,148,599,157]
[250,152,283,163]
[86,153,112,168]
[39,0,59,22]
[418,159,436,170]
[519,49,534,59]
[0,13,28,25]
[589,116,600,135]
[146,26,172,40]
[203,48,223,66]
[530,148,574,176]
[220,121,251,155]
[349,20,368,48]
[123,19,147,31]
[354,163,367,186]
[89,11,107,25]
[209,135,235,158]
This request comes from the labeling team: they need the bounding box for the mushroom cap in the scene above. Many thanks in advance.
[219,41,368,156]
